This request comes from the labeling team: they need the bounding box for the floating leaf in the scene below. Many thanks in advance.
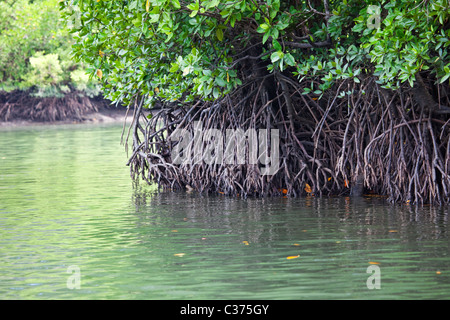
[436,271,442,275]
[174,253,185,257]
[286,255,300,260]
[242,241,249,245]
[292,243,301,246]
[304,183,312,193]
[388,230,398,233]
[368,261,380,265]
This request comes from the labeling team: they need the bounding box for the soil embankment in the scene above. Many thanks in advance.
[0,89,129,127]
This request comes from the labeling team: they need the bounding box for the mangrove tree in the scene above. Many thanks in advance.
[62,0,450,204]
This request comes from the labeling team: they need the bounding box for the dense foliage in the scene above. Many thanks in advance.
[0,0,99,97]
[61,0,450,107]
[62,0,450,204]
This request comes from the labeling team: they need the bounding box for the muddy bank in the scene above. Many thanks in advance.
[0,108,130,128]
[0,89,130,127]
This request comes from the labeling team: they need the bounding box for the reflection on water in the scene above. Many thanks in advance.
[0,124,449,299]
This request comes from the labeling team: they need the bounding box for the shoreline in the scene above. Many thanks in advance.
[0,107,131,128]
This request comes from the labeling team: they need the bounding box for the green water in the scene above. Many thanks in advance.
[0,123,449,300]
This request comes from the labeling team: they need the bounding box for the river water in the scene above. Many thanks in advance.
[0,123,449,299]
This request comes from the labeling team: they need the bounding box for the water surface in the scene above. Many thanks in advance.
[0,124,449,299]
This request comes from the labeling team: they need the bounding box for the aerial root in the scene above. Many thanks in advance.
[127,76,450,205]
[0,89,113,122]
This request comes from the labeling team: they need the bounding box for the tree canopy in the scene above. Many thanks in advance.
[61,0,450,107]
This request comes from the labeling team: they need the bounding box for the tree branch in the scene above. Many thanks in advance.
[284,39,331,49]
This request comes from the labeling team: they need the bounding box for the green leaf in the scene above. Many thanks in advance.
[169,63,179,73]
[206,0,220,9]
[213,87,219,99]
[270,27,279,40]
[444,65,450,74]
[215,77,227,87]
[317,60,323,70]
[187,1,199,11]
[129,0,137,10]
[270,51,284,63]
[284,53,295,66]
[258,23,270,33]
[272,39,282,51]
[183,66,192,76]
[440,73,450,84]
[187,1,199,16]
[172,0,181,9]
[216,28,224,42]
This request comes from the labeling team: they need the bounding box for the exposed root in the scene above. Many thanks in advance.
[0,89,114,122]
[125,70,450,205]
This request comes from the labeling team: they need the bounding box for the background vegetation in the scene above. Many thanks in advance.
[0,0,100,98]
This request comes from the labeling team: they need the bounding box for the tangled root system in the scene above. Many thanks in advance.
[126,70,450,205]
[0,89,112,122]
